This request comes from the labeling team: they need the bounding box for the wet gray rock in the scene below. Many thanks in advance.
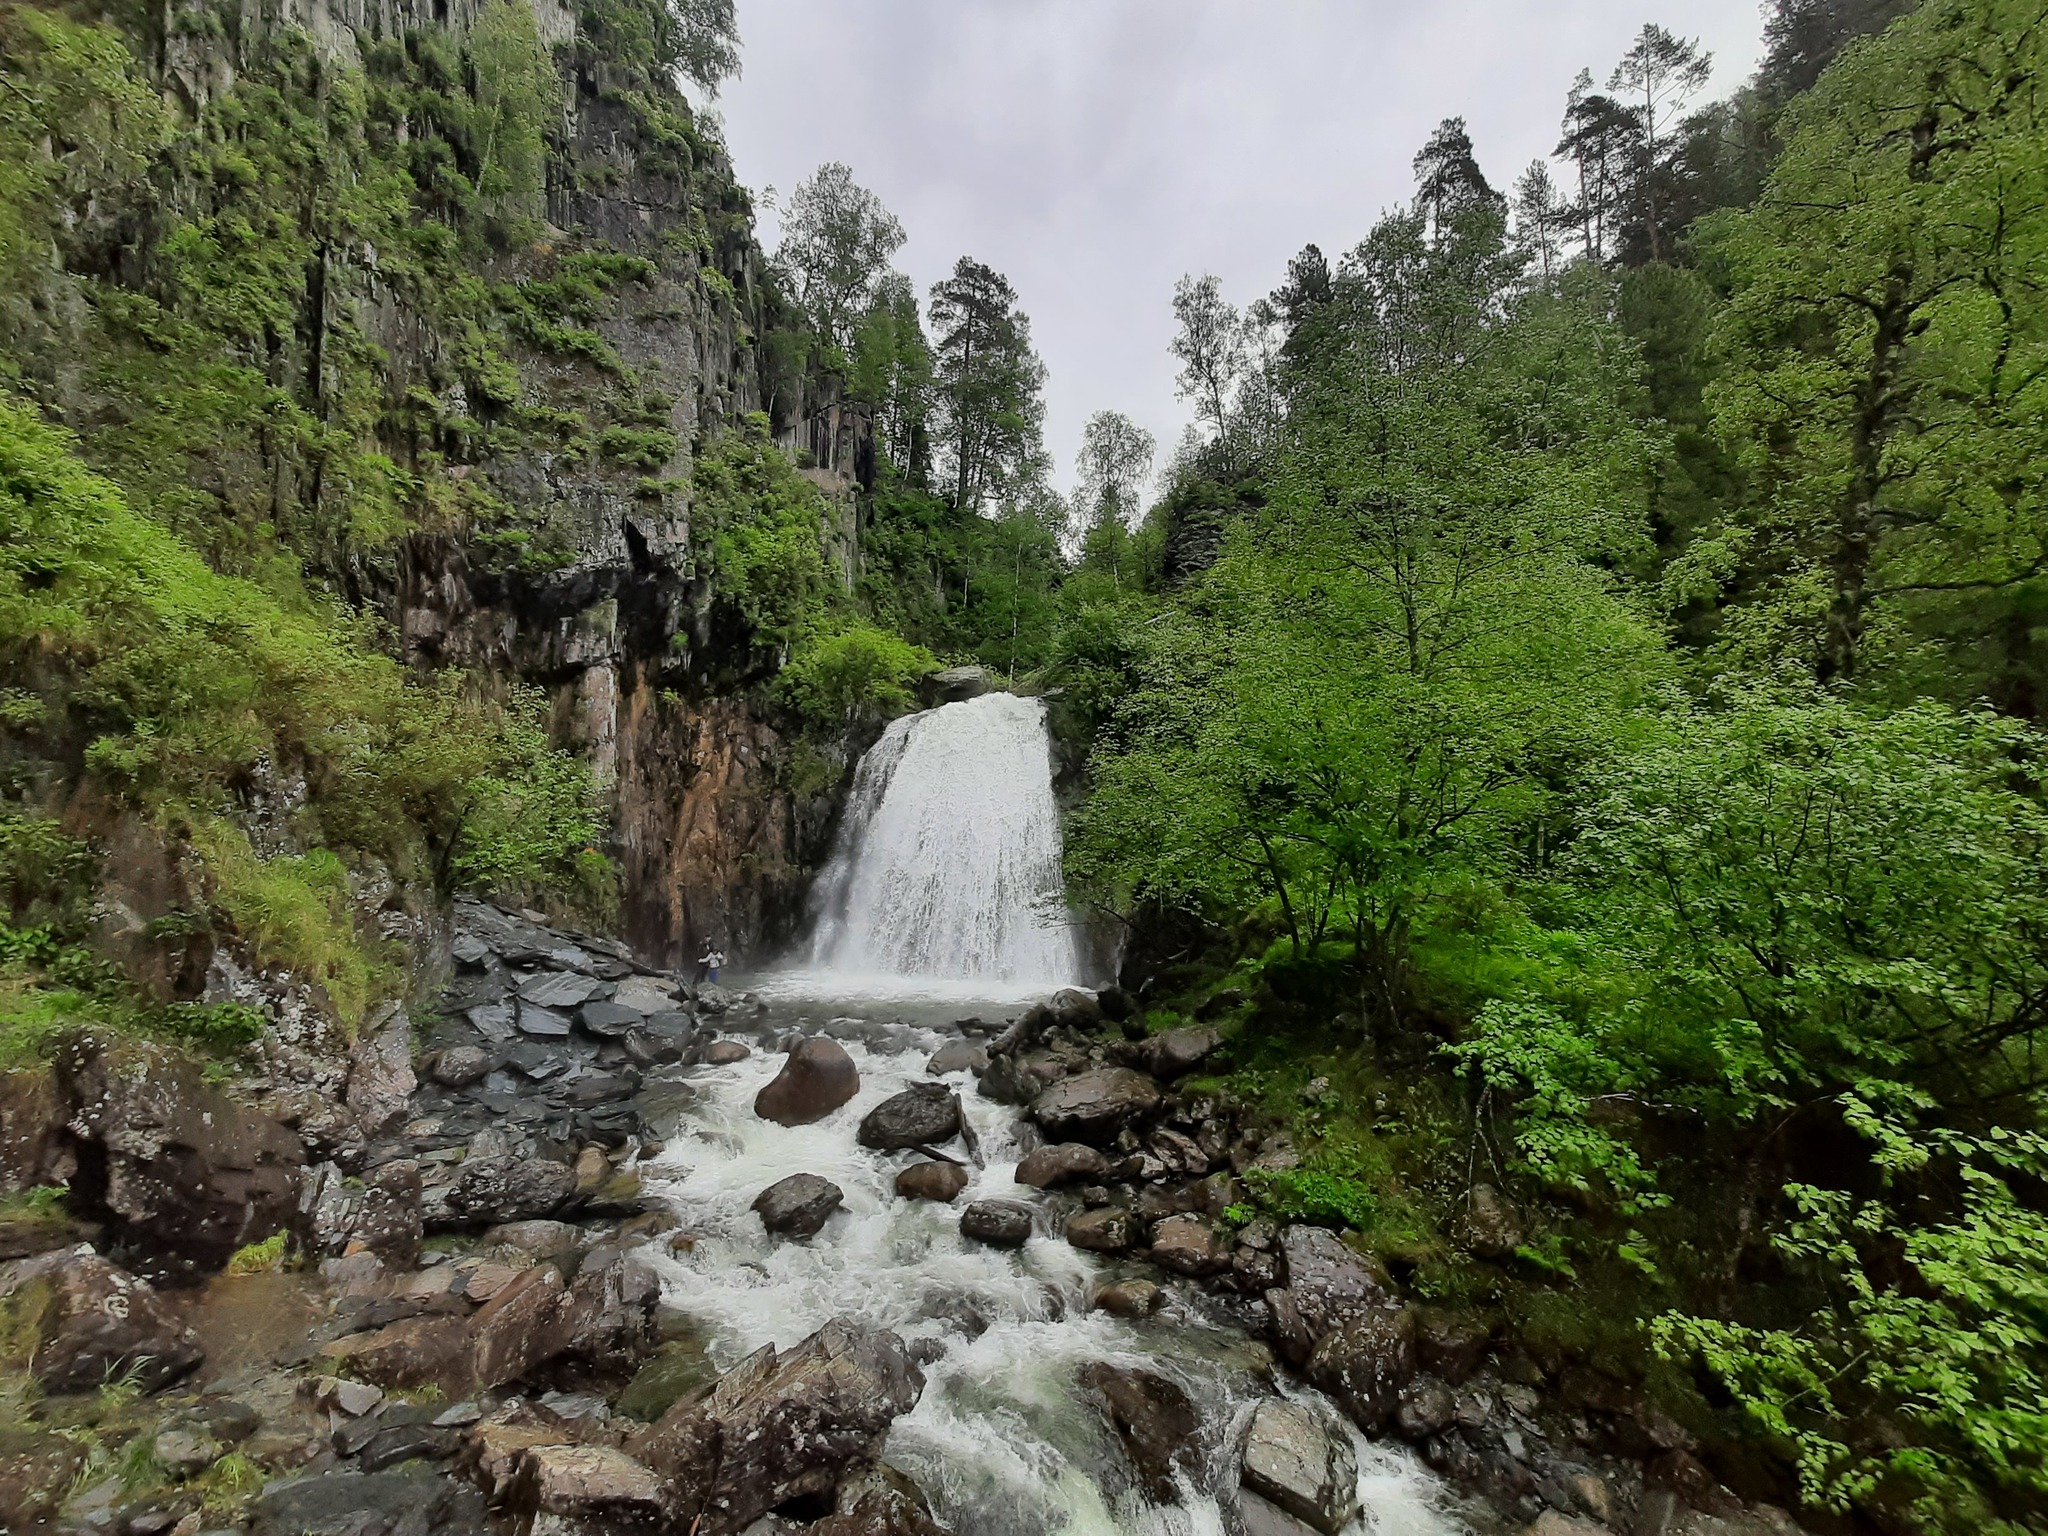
[1267,1226,1397,1365]
[302,1159,422,1261]
[1306,1308,1418,1435]
[1093,1278,1161,1317]
[1240,1397,1360,1535]
[1030,1068,1163,1146]
[1048,988,1104,1031]
[857,1082,961,1149]
[1395,1375,1456,1441]
[630,1319,924,1535]
[53,1031,302,1285]
[755,1037,861,1126]
[429,1047,492,1088]
[894,1161,969,1203]
[520,971,608,1010]
[0,1249,203,1393]
[959,1200,1035,1247]
[1014,1142,1109,1189]
[1137,1025,1224,1080]
[1078,1362,1200,1503]
[701,1039,751,1064]
[754,1174,845,1238]
[447,1155,577,1224]
[811,1462,947,1536]
[1066,1207,1140,1253]
[924,1040,988,1077]
[1148,1215,1231,1277]
[248,1464,490,1536]
[348,1007,419,1136]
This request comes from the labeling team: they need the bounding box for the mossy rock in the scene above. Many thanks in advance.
[614,1336,718,1422]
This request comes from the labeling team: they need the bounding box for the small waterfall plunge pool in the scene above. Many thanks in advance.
[643,694,1487,1535]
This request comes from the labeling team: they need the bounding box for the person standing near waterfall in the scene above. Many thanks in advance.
[708,949,724,984]
[695,943,714,984]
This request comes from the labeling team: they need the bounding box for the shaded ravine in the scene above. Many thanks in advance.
[642,1004,1484,1535]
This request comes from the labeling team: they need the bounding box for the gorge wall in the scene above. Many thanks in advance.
[9,0,869,969]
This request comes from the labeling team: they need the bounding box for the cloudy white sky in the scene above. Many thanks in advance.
[716,1,1766,502]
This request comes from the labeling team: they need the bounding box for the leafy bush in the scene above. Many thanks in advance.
[779,624,935,728]
[690,414,832,640]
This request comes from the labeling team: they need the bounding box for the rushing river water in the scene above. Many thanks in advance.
[645,695,1483,1534]
[643,1003,1480,1536]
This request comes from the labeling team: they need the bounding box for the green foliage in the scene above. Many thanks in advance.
[689,414,830,641]
[779,624,936,728]
[469,0,559,243]
[225,1232,289,1274]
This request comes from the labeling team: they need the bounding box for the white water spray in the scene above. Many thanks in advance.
[802,693,1084,989]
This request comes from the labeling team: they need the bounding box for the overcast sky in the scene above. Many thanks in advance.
[716,1,1766,503]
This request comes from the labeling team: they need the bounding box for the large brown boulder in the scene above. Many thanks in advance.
[631,1320,924,1535]
[1077,1362,1200,1503]
[0,1248,204,1392]
[1030,1068,1163,1146]
[1014,1142,1109,1189]
[56,1031,303,1285]
[1136,1026,1224,1080]
[755,1037,861,1126]
[894,1161,969,1203]
[1148,1215,1231,1277]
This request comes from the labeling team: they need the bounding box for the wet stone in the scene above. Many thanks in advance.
[754,1173,844,1238]
[701,1040,751,1064]
[858,1082,961,1150]
[959,1200,1035,1247]
[895,1161,970,1202]
[519,971,608,1010]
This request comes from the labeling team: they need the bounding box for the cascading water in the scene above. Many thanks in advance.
[643,1008,1481,1536]
[800,692,1084,991]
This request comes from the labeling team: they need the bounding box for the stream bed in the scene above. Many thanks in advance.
[644,988,1488,1536]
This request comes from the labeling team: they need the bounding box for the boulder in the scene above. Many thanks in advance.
[1048,988,1104,1031]
[612,976,681,1015]
[921,664,991,704]
[1095,986,1136,1023]
[519,971,607,1009]
[857,1083,961,1149]
[301,1159,422,1262]
[1240,1398,1360,1535]
[1415,1306,1493,1384]
[924,1040,987,1077]
[509,1443,664,1527]
[54,1031,303,1285]
[894,1162,969,1203]
[1148,1215,1230,1277]
[447,1155,577,1225]
[631,1320,924,1535]
[1066,1208,1140,1253]
[1464,1183,1524,1260]
[429,1047,492,1088]
[1394,1375,1456,1441]
[1093,1279,1162,1317]
[1305,1308,1417,1435]
[1077,1362,1200,1503]
[701,1040,751,1065]
[1267,1226,1397,1365]
[347,1007,419,1136]
[247,1465,490,1536]
[959,1200,1034,1247]
[1137,1026,1224,1080]
[0,1248,204,1392]
[320,1314,474,1393]
[486,1220,583,1262]
[0,1069,70,1194]
[754,1174,845,1239]
[811,1462,947,1536]
[1014,1142,1109,1189]
[753,1040,856,1138]
[1030,1068,1163,1146]
[469,1264,569,1390]
[578,1000,644,1039]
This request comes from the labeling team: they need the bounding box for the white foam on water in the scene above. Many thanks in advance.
[643,1017,1481,1536]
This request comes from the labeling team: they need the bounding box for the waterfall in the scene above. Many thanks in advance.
[803,692,1083,988]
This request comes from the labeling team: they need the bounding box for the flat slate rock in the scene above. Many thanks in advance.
[519,971,607,1009]
[579,1000,643,1038]
[467,1003,515,1042]
[516,1000,572,1038]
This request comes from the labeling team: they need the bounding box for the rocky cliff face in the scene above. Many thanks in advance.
[30,0,871,968]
